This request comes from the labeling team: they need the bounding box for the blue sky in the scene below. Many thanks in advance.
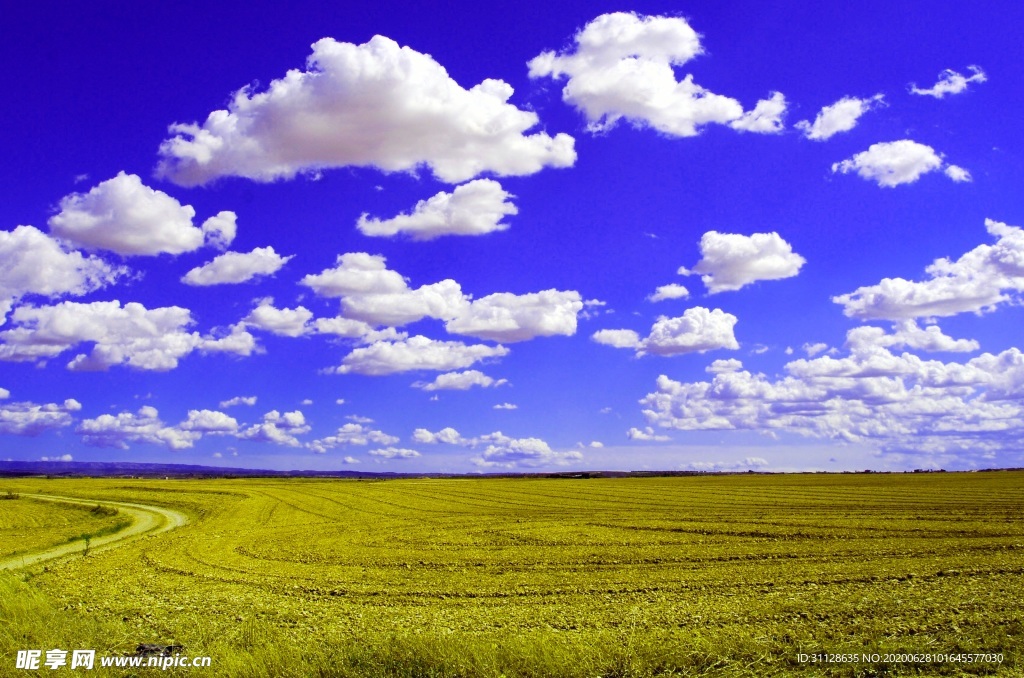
[2,1,1023,473]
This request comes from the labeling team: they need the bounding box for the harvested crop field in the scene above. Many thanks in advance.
[1,471,1021,676]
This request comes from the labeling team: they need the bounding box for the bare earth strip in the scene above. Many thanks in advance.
[0,494,188,570]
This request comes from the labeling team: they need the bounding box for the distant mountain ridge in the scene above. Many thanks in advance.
[0,460,398,478]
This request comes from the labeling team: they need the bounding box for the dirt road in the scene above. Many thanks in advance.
[0,494,188,570]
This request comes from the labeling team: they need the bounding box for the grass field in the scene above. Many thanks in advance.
[0,494,128,560]
[1,472,1021,676]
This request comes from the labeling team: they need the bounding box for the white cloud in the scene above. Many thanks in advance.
[343,456,360,464]
[243,299,313,337]
[412,427,466,445]
[595,308,739,357]
[308,422,399,453]
[157,36,575,186]
[412,370,507,391]
[795,94,884,141]
[239,410,310,447]
[220,395,257,408]
[303,253,583,340]
[529,12,785,137]
[706,358,743,373]
[335,335,509,375]
[846,321,979,353]
[910,66,986,98]
[648,283,689,302]
[77,406,200,450]
[831,140,963,187]
[302,253,467,327]
[803,342,829,357]
[640,340,1024,461]
[592,329,641,349]
[445,289,583,343]
[944,165,972,183]
[40,454,74,462]
[0,300,255,370]
[357,179,517,240]
[730,92,788,134]
[346,415,374,424]
[179,409,239,433]
[48,173,225,255]
[182,247,292,286]
[644,308,739,356]
[0,225,126,323]
[493,402,518,410]
[682,231,805,293]
[369,447,421,459]
[413,427,581,468]
[311,316,378,339]
[684,457,768,471]
[301,253,408,298]
[627,426,671,442]
[200,211,238,250]
[0,398,80,436]
[834,219,1024,320]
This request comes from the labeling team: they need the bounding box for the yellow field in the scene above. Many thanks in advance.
[0,494,127,559]
[1,472,1022,676]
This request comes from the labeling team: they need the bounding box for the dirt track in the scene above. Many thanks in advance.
[0,494,188,570]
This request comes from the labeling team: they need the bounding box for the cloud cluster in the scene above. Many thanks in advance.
[681,231,805,293]
[594,307,739,356]
[529,12,785,137]
[76,405,316,450]
[0,300,256,370]
[239,410,310,447]
[357,179,517,240]
[78,406,202,450]
[640,335,1024,462]
[832,140,969,187]
[220,395,257,408]
[369,447,421,459]
[910,66,986,98]
[308,422,399,453]
[157,36,575,186]
[0,396,81,436]
[412,370,507,391]
[49,173,234,255]
[182,247,292,286]
[243,299,314,338]
[414,426,582,468]
[302,253,583,342]
[0,225,125,322]
[834,219,1024,320]
[648,283,689,302]
[335,335,509,375]
[626,426,670,442]
[795,94,884,141]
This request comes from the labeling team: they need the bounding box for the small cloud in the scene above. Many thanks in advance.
[627,427,670,442]
[910,66,986,98]
[220,395,257,408]
[493,402,518,410]
[832,140,965,188]
[301,399,314,406]
[803,342,829,357]
[346,415,374,423]
[40,454,74,462]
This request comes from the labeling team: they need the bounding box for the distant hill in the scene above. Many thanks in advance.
[0,460,401,478]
